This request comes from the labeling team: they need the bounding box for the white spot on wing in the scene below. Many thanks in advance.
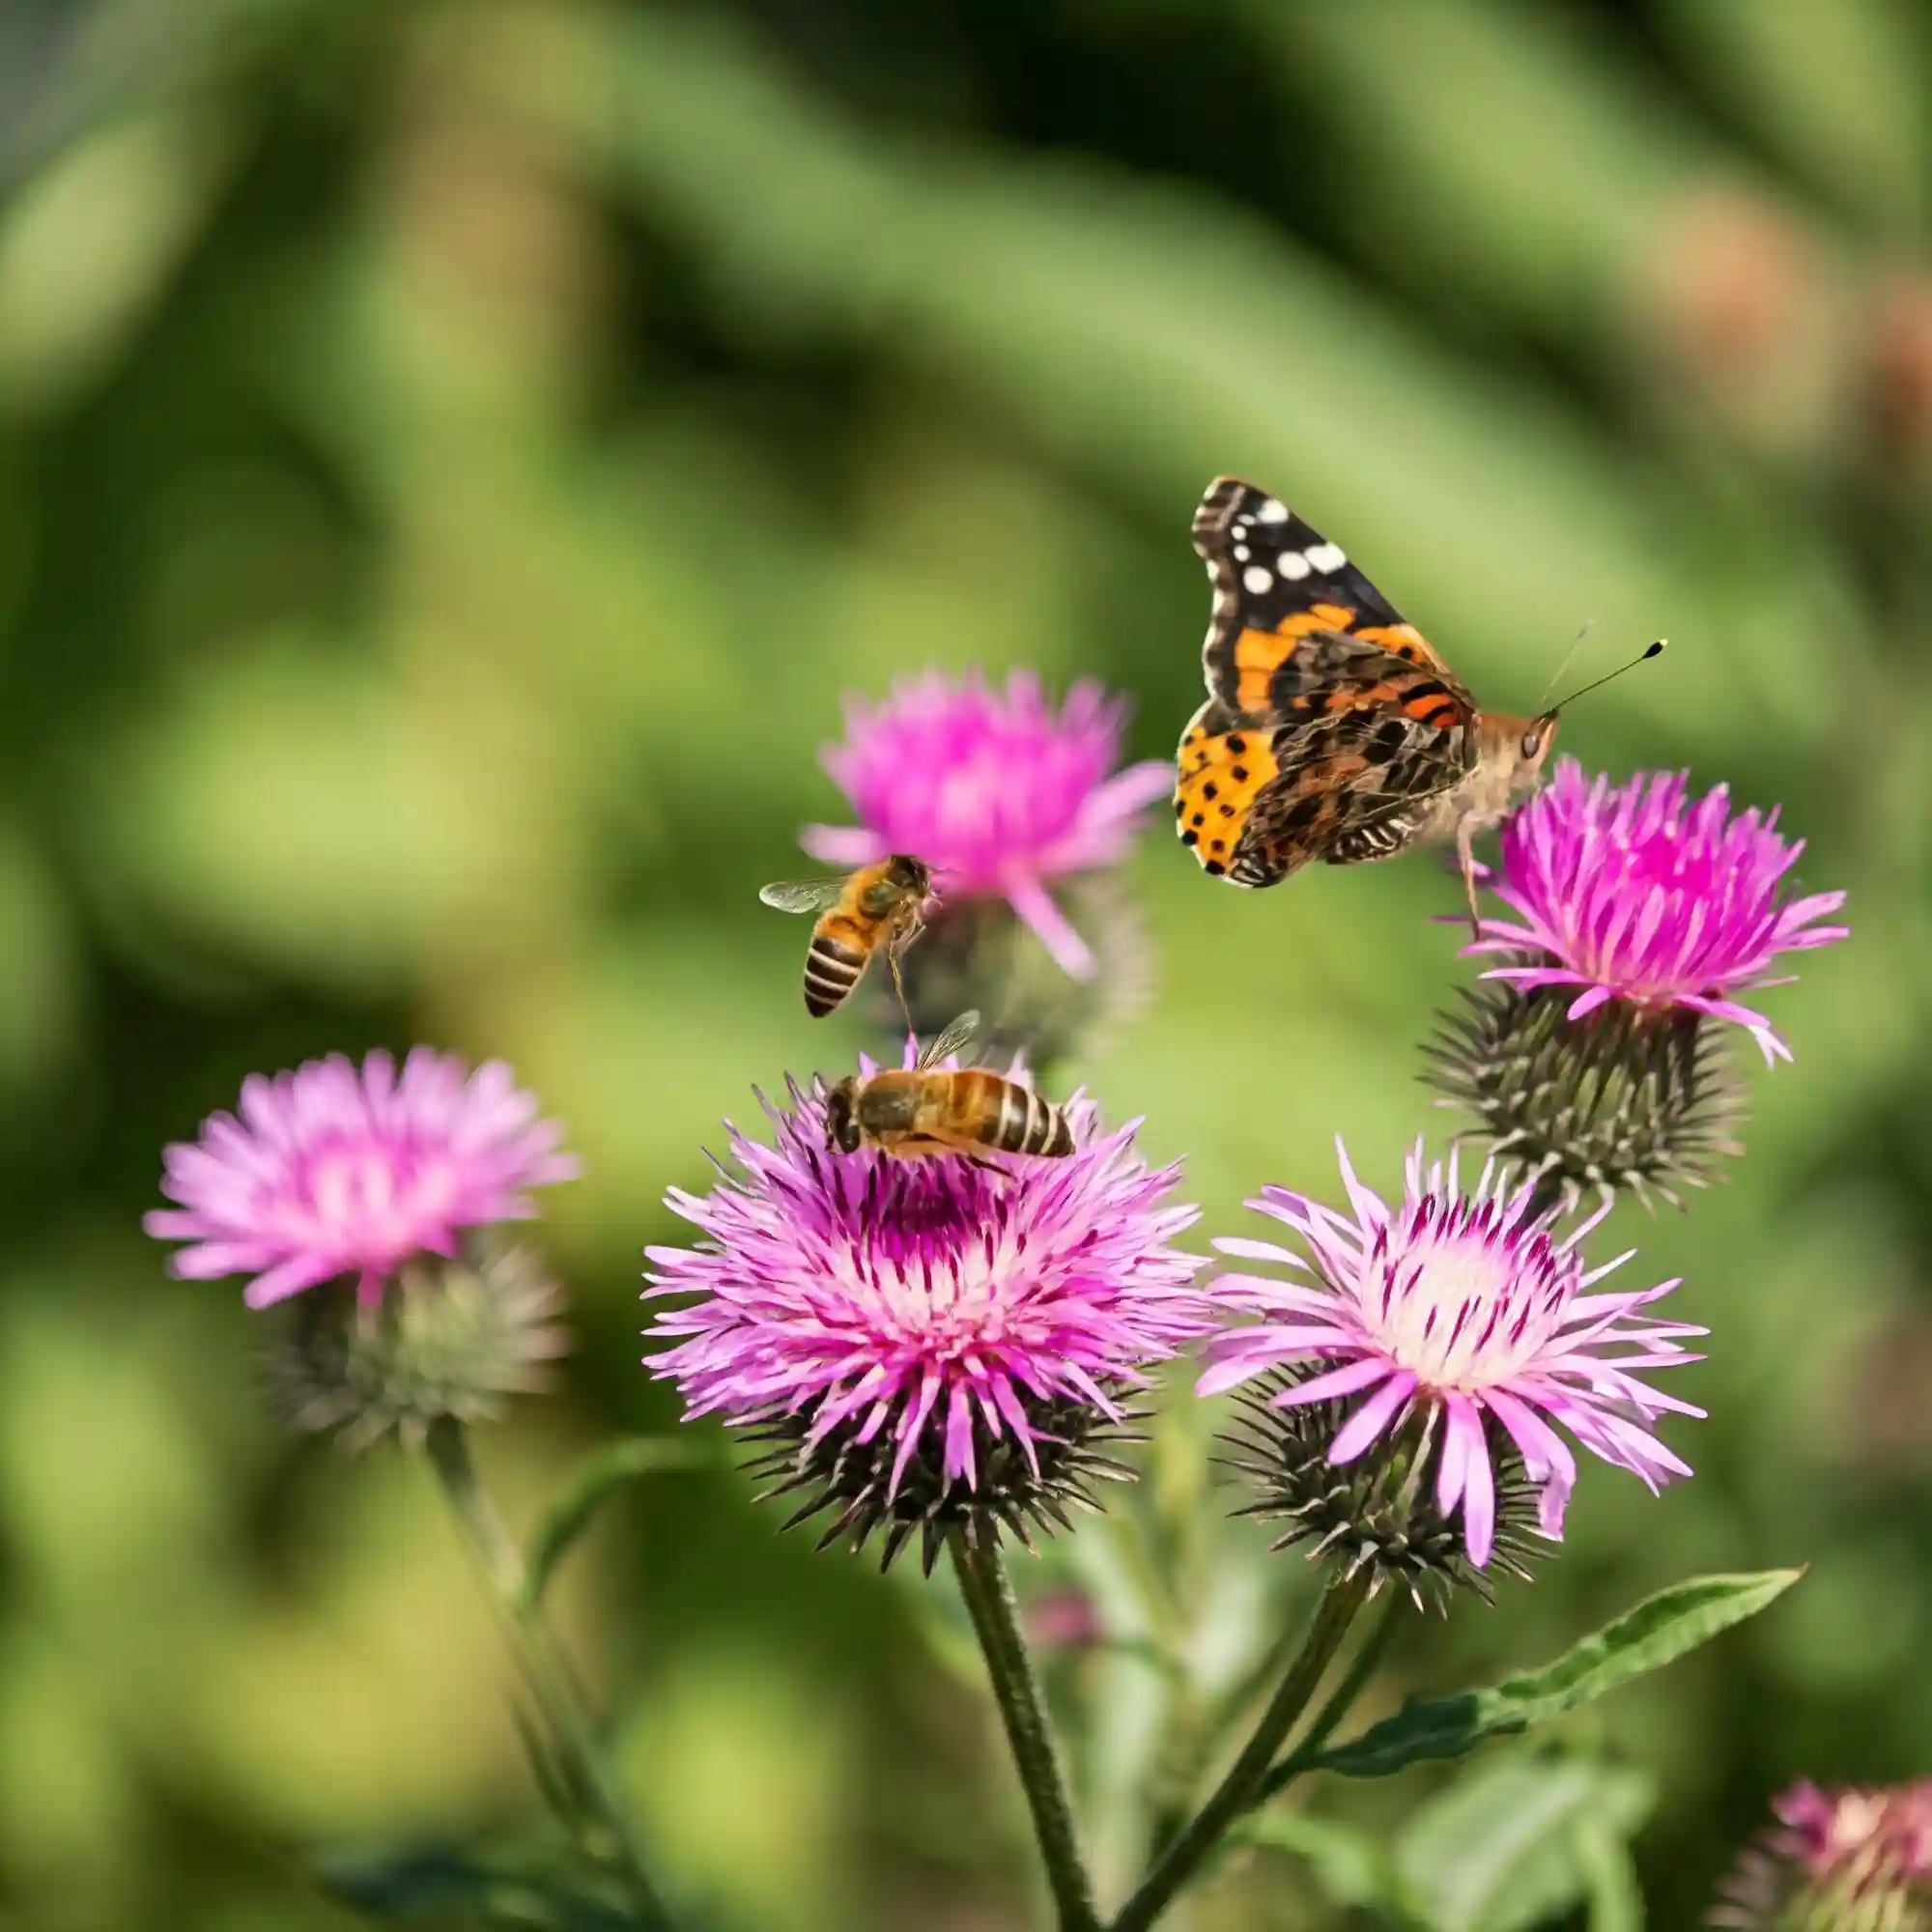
[1242,565,1273,595]
[1255,497,1290,524]
[1277,551,1310,581]
[1306,540,1347,573]
[1232,545,1250,562]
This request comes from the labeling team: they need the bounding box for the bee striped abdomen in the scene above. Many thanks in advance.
[982,1073,1074,1157]
[804,928,868,1016]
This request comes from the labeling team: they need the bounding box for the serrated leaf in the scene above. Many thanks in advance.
[1396,1752,1653,1932]
[317,1846,640,1928]
[1315,1570,1799,1778]
[1237,1809,1408,1915]
[522,1437,709,1612]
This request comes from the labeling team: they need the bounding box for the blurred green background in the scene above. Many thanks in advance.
[3,1,1928,1926]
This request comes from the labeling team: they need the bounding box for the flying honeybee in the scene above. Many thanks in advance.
[824,1011,1074,1161]
[759,854,933,1019]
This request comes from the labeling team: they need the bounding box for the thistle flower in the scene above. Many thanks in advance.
[1713,1779,1932,1930]
[146,1049,579,1308]
[645,1058,1207,1571]
[264,1239,571,1450]
[1465,759,1847,1066]
[802,669,1172,980]
[1201,1140,1703,1577]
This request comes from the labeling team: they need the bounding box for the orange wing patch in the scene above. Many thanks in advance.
[1175,703,1280,880]
[1233,603,1358,713]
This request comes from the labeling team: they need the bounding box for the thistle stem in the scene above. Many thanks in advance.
[1259,1588,1404,1800]
[949,1530,1101,1932]
[424,1419,677,1932]
[1111,1568,1373,1932]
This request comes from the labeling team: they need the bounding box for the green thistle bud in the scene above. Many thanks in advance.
[264,1239,570,1451]
[1424,981,1747,1214]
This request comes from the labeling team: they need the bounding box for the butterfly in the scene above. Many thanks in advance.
[1174,477,1660,928]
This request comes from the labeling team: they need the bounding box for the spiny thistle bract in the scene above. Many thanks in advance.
[1219,1366,1547,1611]
[1426,980,1747,1212]
[645,1058,1208,1572]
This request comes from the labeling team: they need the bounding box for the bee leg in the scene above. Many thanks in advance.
[887,923,920,1038]
[1457,822,1483,942]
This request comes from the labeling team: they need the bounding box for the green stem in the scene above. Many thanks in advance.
[1111,1568,1373,1932]
[949,1530,1101,1932]
[425,1419,678,1932]
[1258,1588,1404,1800]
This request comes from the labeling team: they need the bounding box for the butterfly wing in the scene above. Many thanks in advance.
[1178,478,1476,887]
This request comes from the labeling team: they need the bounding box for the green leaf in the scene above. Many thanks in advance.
[1395,1751,1653,1931]
[522,1437,710,1612]
[1574,1811,1645,1932]
[1237,1809,1408,1916]
[317,1846,640,1928]
[1314,1569,1800,1778]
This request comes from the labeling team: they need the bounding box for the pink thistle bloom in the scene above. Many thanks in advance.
[146,1050,579,1310]
[645,1058,1207,1558]
[1714,1780,1932,1927]
[1200,1139,1704,1570]
[1466,759,1847,1065]
[802,669,1173,980]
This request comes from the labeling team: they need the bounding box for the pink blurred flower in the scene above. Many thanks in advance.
[146,1049,579,1309]
[1201,1140,1703,1571]
[1467,760,1847,1065]
[1714,1779,1932,1927]
[802,669,1172,979]
[645,1053,1207,1563]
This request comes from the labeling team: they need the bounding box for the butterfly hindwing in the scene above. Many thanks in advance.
[1175,699,1281,880]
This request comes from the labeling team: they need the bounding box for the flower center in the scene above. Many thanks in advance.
[291,1140,462,1268]
[1365,1215,1566,1390]
[840,1163,1031,1364]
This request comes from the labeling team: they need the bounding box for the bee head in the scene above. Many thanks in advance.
[823,1078,863,1154]
[885,853,933,898]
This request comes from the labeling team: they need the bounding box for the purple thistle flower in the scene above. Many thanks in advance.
[1714,1780,1932,1928]
[802,669,1173,980]
[1201,1139,1703,1571]
[1466,758,1847,1065]
[146,1050,579,1310]
[645,1058,1207,1564]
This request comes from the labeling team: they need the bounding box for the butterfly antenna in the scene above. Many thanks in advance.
[1534,618,1596,711]
[1548,639,1666,715]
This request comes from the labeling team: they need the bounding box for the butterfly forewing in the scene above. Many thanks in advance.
[1178,477,1478,887]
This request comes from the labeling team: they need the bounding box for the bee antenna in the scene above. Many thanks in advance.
[1548,639,1666,716]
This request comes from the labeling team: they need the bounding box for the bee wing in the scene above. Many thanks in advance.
[758,879,845,915]
[918,1009,981,1070]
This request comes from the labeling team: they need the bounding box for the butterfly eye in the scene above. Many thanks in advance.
[1520,728,1545,760]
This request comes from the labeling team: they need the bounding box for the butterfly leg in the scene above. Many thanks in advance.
[1457,821,1484,941]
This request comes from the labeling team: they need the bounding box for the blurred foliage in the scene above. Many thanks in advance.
[2,0,1929,1927]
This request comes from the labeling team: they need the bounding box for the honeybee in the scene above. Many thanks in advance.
[824,1011,1074,1161]
[759,854,933,1019]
